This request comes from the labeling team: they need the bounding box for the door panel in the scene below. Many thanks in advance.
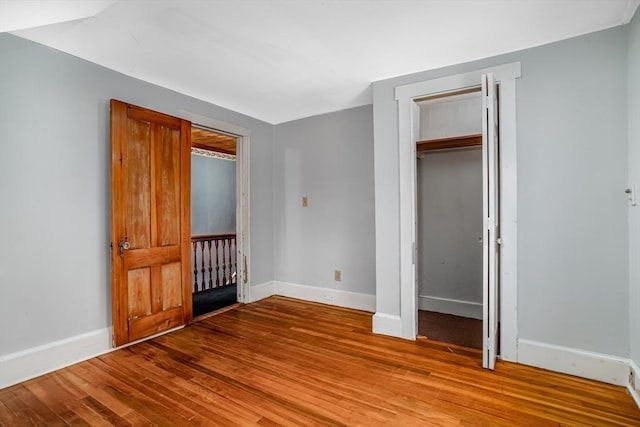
[128,306,184,343]
[156,126,181,246]
[482,73,500,370]
[161,262,183,310]
[126,121,151,250]
[127,268,152,317]
[111,99,192,347]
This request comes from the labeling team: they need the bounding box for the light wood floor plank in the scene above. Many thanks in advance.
[1,296,638,426]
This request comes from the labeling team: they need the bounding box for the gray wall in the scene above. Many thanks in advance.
[374,26,629,356]
[0,33,274,356]
[273,106,375,296]
[417,148,483,307]
[191,155,236,235]
[628,10,640,368]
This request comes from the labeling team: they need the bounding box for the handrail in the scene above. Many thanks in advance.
[191,233,236,242]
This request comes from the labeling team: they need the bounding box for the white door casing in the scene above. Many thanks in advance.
[390,62,520,363]
[178,110,251,304]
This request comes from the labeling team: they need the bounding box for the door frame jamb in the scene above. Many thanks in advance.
[178,110,252,304]
[394,62,520,362]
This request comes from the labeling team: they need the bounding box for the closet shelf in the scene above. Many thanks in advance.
[416,133,482,152]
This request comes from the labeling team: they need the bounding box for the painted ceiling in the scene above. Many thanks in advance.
[2,0,639,124]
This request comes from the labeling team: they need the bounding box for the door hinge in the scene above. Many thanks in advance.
[412,241,416,265]
[487,217,495,230]
[243,255,248,284]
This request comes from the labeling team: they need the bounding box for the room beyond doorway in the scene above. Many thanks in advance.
[190,126,239,317]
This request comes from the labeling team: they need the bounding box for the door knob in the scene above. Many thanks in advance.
[118,237,130,255]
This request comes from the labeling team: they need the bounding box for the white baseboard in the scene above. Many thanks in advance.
[0,279,374,390]
[248,280,376,313]
[248,281,276,303]
[0,327,112,389]
[273,281,375,312]
[629,359,640,408]
[418,295,482,320]
[518,339,630,386]
[0,323,186,391]
[372,313,403,337]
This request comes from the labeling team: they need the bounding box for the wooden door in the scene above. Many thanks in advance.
[481,73,500,369]
[110,99,192,347]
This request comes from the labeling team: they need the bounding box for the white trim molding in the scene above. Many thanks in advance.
[275,281,375,312]
[395,62,522,101]
[418,295,482,320]
[518,339,630,386]
[372,313,403,337]
[393,62,521,359]
[0,324,186,390]
[191,147,236,161]
[235,131,250,304]
[178,111,252,138]
[629,359,640,408]
[0,327,112,389]
[247,280,375,312]
[178,109,251,305]
[248,281,277,303]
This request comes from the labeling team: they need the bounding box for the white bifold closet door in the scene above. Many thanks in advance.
[481,73,500,370]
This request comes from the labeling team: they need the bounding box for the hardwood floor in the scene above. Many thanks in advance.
[418,310,483,349]
[1,296,639,426]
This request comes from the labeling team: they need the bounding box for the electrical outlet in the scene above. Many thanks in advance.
[334,269,342,281]
[302,196,308,207]
[630,369,636,390]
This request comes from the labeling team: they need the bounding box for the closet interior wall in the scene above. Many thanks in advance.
[416,91,484,320]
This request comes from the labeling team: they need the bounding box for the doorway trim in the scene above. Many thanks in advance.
[394,62,520,362]
[178,110,251,304]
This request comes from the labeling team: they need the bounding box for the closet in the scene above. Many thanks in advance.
[416,89,484,349]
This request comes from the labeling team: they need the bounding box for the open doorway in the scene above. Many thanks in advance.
[390,62,519,368]
[415,89,484,349]
[190,126,239,317]
[401,71,504,369]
